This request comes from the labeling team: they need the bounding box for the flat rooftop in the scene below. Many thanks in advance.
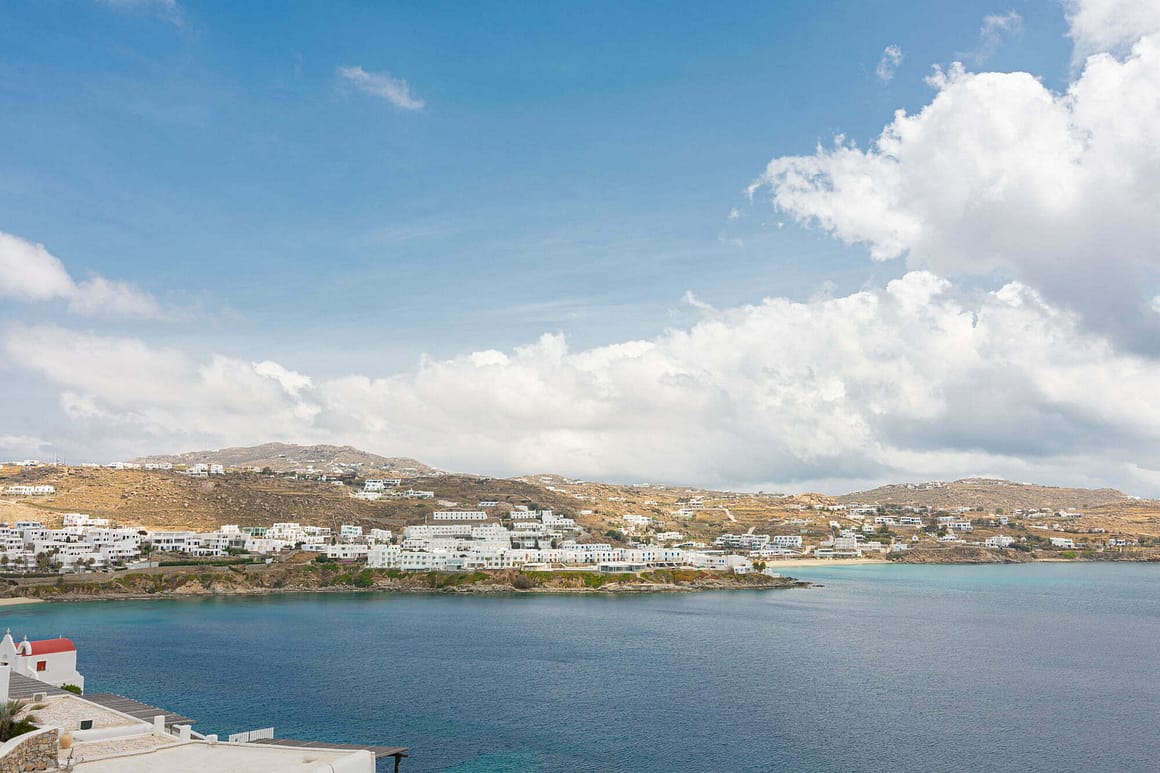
[71,740,374,773]
[34,694,144,731]
[66,732,180,763]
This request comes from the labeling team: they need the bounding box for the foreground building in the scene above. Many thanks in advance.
[0,633,403,773]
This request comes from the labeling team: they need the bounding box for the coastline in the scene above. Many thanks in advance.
[5,556,1157,604]
[0,596,44,606]
[764,557,889,568]
[15,583,812,603]
[1,567,810,603]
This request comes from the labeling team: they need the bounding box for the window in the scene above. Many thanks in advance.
[36,661,47,672]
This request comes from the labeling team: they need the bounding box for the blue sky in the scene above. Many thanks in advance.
[1,0,1071,366]
[3,0,1160,494]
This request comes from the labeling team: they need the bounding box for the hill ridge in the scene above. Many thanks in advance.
[133,442,440,476]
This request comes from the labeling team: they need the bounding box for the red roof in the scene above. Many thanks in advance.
[27,638,76,655]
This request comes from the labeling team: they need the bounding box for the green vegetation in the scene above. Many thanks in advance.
[0,698,44,742]
[158,557,254,567]
[61,684,82,696]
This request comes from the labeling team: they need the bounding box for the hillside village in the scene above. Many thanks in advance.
[1,447,1159,579]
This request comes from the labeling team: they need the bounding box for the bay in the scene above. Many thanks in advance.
[2,563,1157,772]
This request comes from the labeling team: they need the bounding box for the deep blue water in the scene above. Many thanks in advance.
[2,563,1158,772]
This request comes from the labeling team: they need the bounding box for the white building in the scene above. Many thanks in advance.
[62,513,110,528]
[305,543,370,560]
[714,534,771,550]
[432,511,488,521]
[0,631,84,689]
[367,545,403,568]
[3,485,55,496]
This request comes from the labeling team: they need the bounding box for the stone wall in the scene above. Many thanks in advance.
[0,727,58,773]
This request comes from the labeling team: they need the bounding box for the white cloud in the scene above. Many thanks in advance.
[750,4,1160,346]
[0,435,50,455]
[8,273,1160,493]
[974,11,1022,63]
[337,65,425,111]
[876,44,904,82]
[0,231,76,302]
[1066,0,1160,62]
[0,230,171,320]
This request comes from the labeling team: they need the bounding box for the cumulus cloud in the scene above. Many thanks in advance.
[0,230,170,320]
[1066,0,1160,62]
[876,44,903,82]
[8,273,1160,493]
[750,1,1160,348]
[337,65,425,111]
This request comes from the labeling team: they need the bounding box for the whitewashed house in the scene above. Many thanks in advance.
[0,631,84,689]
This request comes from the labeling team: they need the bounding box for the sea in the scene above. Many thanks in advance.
[2,563,1158,772]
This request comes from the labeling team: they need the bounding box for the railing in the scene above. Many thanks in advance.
[227,727,275,743]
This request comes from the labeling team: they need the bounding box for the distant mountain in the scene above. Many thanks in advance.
[134,442,441,476]
[837,477,1131,511]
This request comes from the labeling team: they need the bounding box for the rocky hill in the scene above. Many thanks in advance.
[133,443,440,476]
[837,477,1131,511]
[0,464,578,533]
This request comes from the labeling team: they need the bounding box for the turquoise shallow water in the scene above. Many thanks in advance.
[1,563,1157,772]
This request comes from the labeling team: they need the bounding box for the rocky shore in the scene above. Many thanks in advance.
[889,546,1037,564]
[890,546,1160,564]
[3,565,809,602]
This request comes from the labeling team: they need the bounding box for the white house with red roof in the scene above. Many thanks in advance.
[0,630,84,690]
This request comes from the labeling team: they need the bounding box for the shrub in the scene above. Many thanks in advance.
[61,684,82,696]
[0,699,44,742]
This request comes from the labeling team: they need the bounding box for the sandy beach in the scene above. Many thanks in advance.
[764,557,890,568]
[0,597,45,606]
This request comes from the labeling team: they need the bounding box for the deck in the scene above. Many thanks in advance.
[6,673,69,699]
[81,692,197,727]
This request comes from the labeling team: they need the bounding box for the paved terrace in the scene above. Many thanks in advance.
[70,740,374,772]
[34,694,143,731]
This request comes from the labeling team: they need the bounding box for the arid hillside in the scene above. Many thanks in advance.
[0,465,577,533]
[3,461,1159,542]
[838,478,1130,511]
